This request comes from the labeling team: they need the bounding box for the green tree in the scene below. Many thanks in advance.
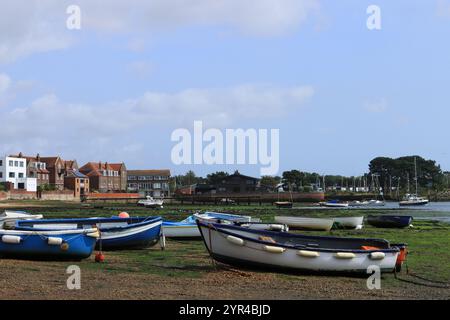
[206,171,229,185]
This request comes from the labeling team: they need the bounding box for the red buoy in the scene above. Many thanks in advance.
[95,252,105,263]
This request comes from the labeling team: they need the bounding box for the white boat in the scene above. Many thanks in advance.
[399,194,429,206]
[319,201,349,208]
[137,196,164,208]
[399,158,429,206]
[274,216,334,231]
[194,212,254,223]
[197,221,407,274]
[162,216,201,238]
[0,210,43,229]
[333,216,364,230]
[349,200,385,207]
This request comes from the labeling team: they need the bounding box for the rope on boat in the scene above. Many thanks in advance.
[394,258,450,289]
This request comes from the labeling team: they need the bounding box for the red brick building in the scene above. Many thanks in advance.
[79,161,127,192]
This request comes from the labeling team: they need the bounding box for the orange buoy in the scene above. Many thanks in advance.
[118,212,129,218]
[95,252,105,263]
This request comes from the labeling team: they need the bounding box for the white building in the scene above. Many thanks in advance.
[0,156,37,192]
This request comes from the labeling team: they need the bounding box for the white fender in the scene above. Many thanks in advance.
[297,250,320,258]
[226,235,245,246]
[334,252,356,259]
[263,245,285,253]
[47,237,63,246]
[369,252,385,260]
[2,235,21,244]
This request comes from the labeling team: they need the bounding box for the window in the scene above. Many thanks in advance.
[20,161,24,167]
[9,172,15,178]
[14,161,18,167]
[18,173,24,178]
[153,183,161,189]
[0,172,2,178]
[9,160,13,166]
[0,160,2,166]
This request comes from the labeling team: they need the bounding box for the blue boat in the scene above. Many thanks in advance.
[14,216,162,250]
[0,227,98,260]
[367,215,413,228]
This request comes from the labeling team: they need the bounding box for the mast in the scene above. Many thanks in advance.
[414,156,418,195]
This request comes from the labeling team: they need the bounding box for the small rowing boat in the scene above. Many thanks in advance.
[367,215,413,228]
[274,201,293,208]
[197,221,407,274]
[0,210,43,229]
[14,216,162,250]
[274,216,334,231]
[319,200,349,208]
[0,227,98,260]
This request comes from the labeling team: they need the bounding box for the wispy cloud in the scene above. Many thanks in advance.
[0,78,314,162]
[0,0,320,64]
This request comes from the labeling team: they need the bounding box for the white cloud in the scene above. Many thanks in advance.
[0,73,11,94]
[437,0,450,17]
[0,83,314,160]
[363,98,387,113]
[0,0,319,63]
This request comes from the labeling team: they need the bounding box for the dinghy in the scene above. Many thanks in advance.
[367,215,413,228]
[319,200,349,208]
[333,216,364,230]
[274,201,293,209]
[0,227,98,260]
[274,216,334,231]
[162,216,201,238]
[137,196,164,208]
[0,210,43,228]
[15,216,162,250]
[197,221,407,274]
[194,212,255,223]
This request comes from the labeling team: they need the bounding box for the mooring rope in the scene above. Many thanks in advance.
[394,259,450,289]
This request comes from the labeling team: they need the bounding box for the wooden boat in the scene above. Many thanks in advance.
[333,216,364,230]
[0,227,98,260]
[15,216,162,250]
[319,200,349,208]
[162,216,200,238]
[274,201,293,208]
[274,216,334,231]
[367,215,413,228]
[197,221,407,274]
[0,210,43,228]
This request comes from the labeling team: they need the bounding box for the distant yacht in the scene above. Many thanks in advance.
[399,157,429,206]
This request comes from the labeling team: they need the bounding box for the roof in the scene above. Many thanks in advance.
[127,169,171,176]
[65,169,87,178]
[79,162,126,177]
[224,171,259,181]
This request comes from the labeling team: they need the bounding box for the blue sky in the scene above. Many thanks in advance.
[1,0,450,177]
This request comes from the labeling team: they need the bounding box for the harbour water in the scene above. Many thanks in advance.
[300,201,450,223]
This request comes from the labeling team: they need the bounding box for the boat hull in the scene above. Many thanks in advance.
[333,217,364,229]
[197,222,400,274]
[367,215,413,228]
[0,229,98,260]
[274,216,333,231]
[15,217,162,250]
[162,224,201,238]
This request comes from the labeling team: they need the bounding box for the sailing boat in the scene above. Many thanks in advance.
[274,182,293,208]
[399,157,429,206]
